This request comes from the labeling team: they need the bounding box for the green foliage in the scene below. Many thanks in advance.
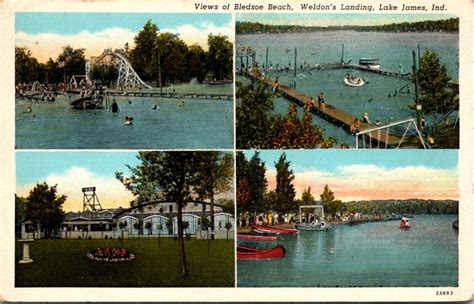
[130,20,159,81]
[320,184,342,217]
[236,80,275,148]
[90,64,118,83]
[15,46,42,83]
[23,182,66,237]
[236,151,268,213]
[417,49,458,131]
[236,18,458,34]
[207,34,233,80]
[274,153,296,212]
[57,45,86,80]
[301,187,315,205]
[343,199,458,215]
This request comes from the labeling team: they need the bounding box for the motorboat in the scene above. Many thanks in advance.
[251,224,298,235]
[344,75,367,87]
[296,220,331,231]
[237,245,285,260]
[359,58,381,70]
[400,217,411,229]
[237,233,278,241]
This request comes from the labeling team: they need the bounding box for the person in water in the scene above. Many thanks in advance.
[124,116,133,125]
[111,99,120,113]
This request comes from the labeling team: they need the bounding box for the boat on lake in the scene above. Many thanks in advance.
[359,58,381,69]
[237,245,285,260]
[237,233,278,241]
[251,224,298,235]
[296,220,331,231]
[344,74,367,87]
[400,217,411,229]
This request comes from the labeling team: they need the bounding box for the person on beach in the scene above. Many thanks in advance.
[111,99,120,113]
[363,112,371,124]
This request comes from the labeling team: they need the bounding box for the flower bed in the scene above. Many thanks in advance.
[87,247,135,263]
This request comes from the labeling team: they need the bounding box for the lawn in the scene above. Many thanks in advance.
[15,238,234,287]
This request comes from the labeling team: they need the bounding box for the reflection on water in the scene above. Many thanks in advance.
[238,215,458,287]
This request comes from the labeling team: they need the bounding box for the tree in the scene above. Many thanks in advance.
[206,34,233,80]
[15,46,42,84]
[144,221,152,236]
[15,194,27,237]
[193,152,233,231]
[236,80,276,148]
[187,44,207,82]
[23,182,66,238]
[320,185,342,218]
[274,153,296,212]
[56,45,86,81]
[236,152,268,214]
[301,187,315,205]
[116,152,206,278]
[130,20,159,81]
[417,49,458,133]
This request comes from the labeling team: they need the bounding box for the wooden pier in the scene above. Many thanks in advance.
[66,89,232,100]
[261,76,404,147]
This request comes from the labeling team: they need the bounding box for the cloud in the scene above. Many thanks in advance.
[16,21,233,63]
[265,164,458,201]
[16,167,134,212]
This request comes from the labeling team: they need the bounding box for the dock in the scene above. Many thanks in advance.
[260,76,404,147]
[66,90,233,100]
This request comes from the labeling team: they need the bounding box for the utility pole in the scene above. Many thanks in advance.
[294,48,297,89]
[265,46,269,75]
[412,50,421,130]
[158,50,162,95]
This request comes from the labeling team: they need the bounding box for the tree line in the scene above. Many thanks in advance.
[15,19,233,85]
[236,18,459,34]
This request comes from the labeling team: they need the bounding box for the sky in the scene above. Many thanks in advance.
[237,13,456,27]
[16,152,140,212]
[243,150,458,202]
[15,12,233,63]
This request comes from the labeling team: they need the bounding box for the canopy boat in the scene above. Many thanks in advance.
[237,233,278,241]
[344,75,367,87]
[237,245,285,260]
[359,58,381,70]
[400,217,411,229]
[296,220,331,231]
[251,224,298,235]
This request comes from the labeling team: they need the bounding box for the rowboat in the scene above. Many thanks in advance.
[344,75,367,87]
[359,58,381,70]
[400,217,411,229]
[237,233,278,241]
[237,245,285,260]
[251,224,298,235]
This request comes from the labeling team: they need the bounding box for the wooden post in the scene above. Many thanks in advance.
[412,50,420,130]
[265,46,269,74]
[294,48,297,89]
[341,44,344,64]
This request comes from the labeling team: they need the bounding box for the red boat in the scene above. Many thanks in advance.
[400,217,411,229]
[237,245,285,259]
[237,233,278,241]
[251,224,298,235]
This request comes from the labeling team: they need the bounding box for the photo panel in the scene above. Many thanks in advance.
[235,13,459,149]
[15,13,234,149]
[15,151,235,287]
[236,149,458,287]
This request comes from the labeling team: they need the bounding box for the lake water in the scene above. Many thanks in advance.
[237,31,459,146]
[16,83,233,149]
[237,215,458,287]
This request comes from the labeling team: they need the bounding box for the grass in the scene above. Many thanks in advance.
[15,238,234,287]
